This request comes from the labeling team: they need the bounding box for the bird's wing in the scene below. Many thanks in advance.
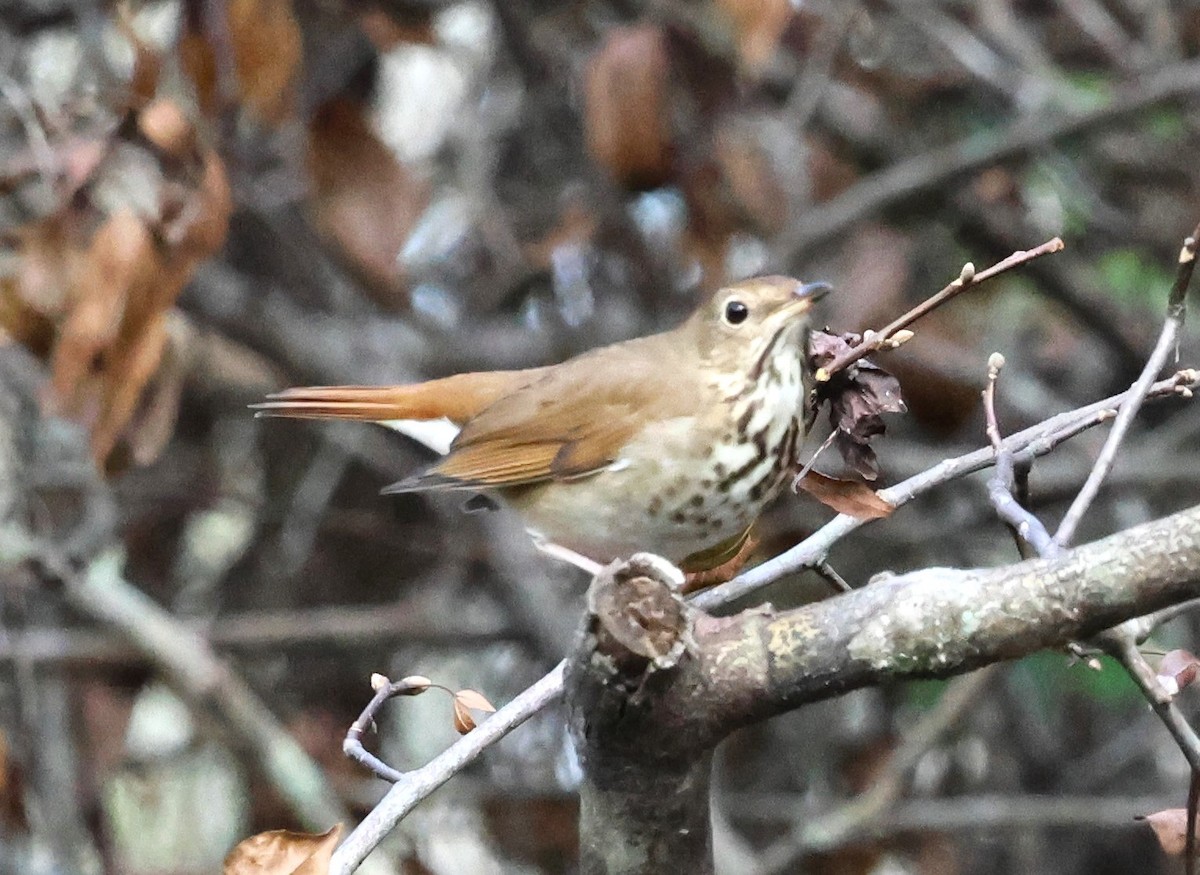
[389,338,695,492]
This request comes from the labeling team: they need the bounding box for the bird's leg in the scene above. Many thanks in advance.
[530,535,605,576]
[681,533,759,593]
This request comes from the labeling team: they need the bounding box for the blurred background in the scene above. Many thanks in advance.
[1,1,1199,873]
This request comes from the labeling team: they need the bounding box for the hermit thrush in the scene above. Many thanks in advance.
[255,276,827,572]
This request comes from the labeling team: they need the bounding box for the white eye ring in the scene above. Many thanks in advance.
[723,299,749,325]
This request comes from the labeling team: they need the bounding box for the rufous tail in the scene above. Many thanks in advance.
[252,368,547,426]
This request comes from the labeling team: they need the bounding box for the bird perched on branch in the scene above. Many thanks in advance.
[255,276,829,575]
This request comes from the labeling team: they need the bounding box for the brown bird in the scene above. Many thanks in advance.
[255,276,828,574]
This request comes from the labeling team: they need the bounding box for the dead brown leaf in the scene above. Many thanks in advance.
[796,471,893,520]
[584,25,672,190]
[714,121,788,232]
[50,207,156,411]
[1157,649,1200,698]
[115,6,163,106]
[454,689,497,713]
[223,824,342,875]
[307,97,429,307]
[181,0,302,123]
[450,689,496,734]
[3,96,231,467]
[715,0,794,76]
[357,7,436,50]
[138,99,196,160]
[452,696,477,734]
[1138,809,1197,857]
[808,330,906,480]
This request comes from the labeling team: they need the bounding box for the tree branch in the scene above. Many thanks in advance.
[696,503,1200,729]
[771,58,1200,266]
[1054,222,1199,546]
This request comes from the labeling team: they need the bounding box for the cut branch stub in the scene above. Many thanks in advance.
[569,555,716,875]
[586,553,689,670]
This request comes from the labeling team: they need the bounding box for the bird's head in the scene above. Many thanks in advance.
[688,275,831,378]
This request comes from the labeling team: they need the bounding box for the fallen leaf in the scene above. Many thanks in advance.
[584,25,672,190]
[1157,649,1200,698]
[181,0,302,123]
[307,97,429,306]
[796,471,893,520]
[714,119,788,232]
[224,824,342,875]
[357,7,436,50]
[50,207,156,410]
[1138,809,1197,857]
[115,6,164,106]
[4,97,230,468]
[138,99,196,160]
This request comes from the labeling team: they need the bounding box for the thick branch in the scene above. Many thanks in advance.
[703,502,1200,728]
[577,504,1200,806]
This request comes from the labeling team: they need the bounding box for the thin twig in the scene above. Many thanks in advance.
[342,676,433,784]
[1055,223,1199,546]
[331,663,566,873]
[813,560,852,594]
[1130,597,1200,640]
[816,238,1065,381]
[982,352,1061,559]
[980,337,1200,867]
[977,333,1200,819]
[1096,631,1200,773]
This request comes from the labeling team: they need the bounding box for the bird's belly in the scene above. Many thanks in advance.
[506,415,796,566]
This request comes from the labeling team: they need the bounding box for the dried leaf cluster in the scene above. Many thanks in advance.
[807,329,907,481]
[1,49,232,467]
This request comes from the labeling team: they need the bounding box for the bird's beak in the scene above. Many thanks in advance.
[781,280,832,317]
[798,281,832,303]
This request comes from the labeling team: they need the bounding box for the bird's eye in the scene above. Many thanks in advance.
[723,300,749,325]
